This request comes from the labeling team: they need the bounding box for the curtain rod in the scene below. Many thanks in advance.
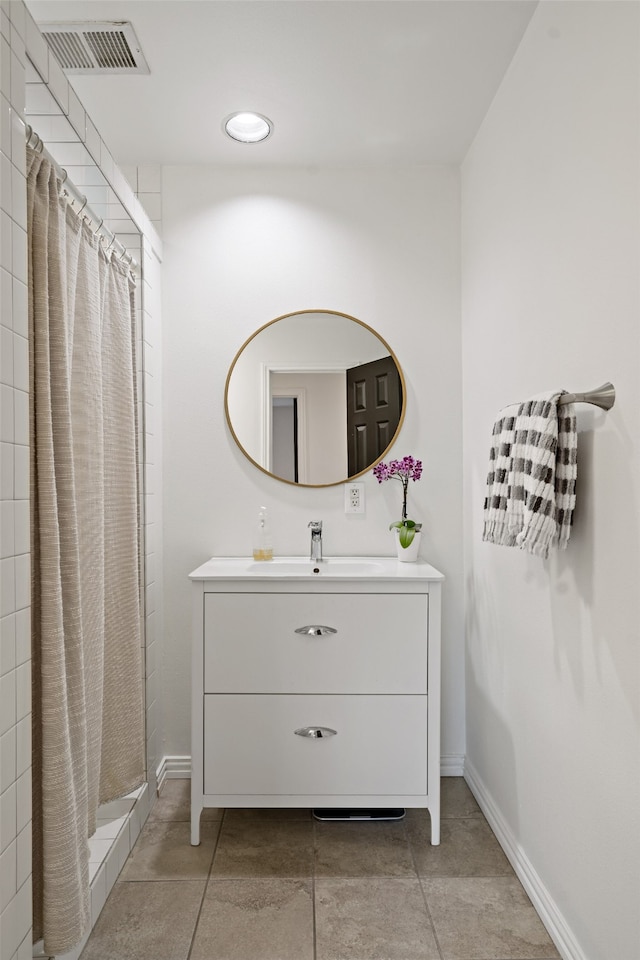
[25,124,139,272]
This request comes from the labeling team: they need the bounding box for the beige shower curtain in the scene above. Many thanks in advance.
[27,145,145,955]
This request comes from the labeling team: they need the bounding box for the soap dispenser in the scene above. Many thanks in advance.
[253,506,273,561]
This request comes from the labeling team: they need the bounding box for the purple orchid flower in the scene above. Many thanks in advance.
[372,456,423,546]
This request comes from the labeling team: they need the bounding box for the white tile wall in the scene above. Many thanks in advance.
[120,163,162,235]
[0,3,164,957]
[141,238,163,798]
[0,4,30,957]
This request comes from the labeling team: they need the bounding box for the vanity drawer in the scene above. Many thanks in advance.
[203,694,428,796]
[203,593,428,694]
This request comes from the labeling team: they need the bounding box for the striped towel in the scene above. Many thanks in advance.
[483,391,577,558]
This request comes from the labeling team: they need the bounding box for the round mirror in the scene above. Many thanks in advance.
[225,310,405,487]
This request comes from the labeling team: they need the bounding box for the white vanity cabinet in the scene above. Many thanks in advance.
[189,557,444,845]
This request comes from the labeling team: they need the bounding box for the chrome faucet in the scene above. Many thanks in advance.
[308,521,323,562]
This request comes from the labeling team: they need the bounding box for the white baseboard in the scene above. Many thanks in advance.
[440,753,465,776]
[464,759,584,960]
[156,755,191,792]
[156,753,465,787]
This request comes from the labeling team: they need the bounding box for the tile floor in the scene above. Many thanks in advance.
[79,778,560,960]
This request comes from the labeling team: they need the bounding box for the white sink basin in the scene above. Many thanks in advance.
[246,558,385,576]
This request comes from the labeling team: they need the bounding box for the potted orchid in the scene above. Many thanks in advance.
[372,455,423,559]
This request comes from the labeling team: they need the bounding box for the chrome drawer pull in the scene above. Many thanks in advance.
[294,726,337,739]
[294,625,337,637]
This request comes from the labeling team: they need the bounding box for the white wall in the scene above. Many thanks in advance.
[461,4,640,959]
[161,164,465,768]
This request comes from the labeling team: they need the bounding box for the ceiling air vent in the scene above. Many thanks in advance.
[40,22,150,75]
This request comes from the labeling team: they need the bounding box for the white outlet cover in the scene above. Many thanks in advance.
[345,482,365,514]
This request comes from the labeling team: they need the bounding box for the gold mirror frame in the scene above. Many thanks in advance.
[224,309,406,488]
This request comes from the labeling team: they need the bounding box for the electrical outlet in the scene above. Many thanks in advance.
[345,482,365,514]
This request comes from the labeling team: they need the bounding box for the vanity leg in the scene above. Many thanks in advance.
[191,796,202,846]
[430,798,441,846]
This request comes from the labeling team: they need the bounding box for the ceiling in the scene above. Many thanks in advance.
[26,0,537,167]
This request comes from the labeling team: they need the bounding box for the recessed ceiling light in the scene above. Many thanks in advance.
[223,112,273,143]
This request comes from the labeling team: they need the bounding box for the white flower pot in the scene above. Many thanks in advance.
[394,528,422,562]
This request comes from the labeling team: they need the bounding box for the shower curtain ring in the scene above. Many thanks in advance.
[93,218,104,236]
[25,124,44,153]
[77,195,88,215]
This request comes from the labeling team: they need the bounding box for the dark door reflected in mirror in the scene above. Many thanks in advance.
[347,356,402,477]
[225,310,405,487]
